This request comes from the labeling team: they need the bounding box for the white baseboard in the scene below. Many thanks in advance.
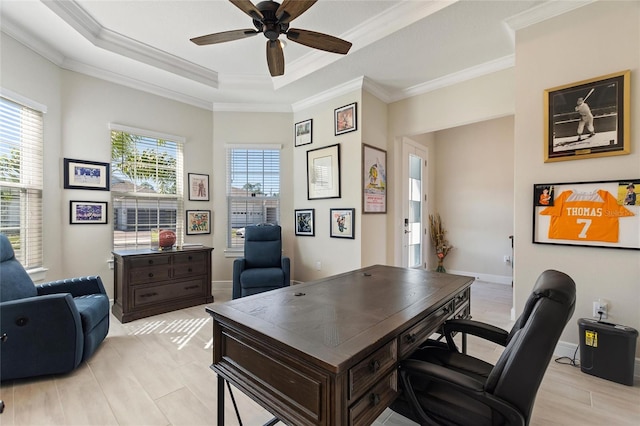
[446,269,512,285]
[555,340,640,381]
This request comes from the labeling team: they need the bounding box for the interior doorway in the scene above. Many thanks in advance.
[401,140,427,269]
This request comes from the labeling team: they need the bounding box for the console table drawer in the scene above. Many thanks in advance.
[349,371,398,426]
[348,340,397,401]
[129,266,171,284]
[173,260,207,277]
[128,255,170,268]
[399,300,454,357]
[133,278,205,307]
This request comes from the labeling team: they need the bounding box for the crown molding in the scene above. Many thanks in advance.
[43,0,219,88]
[1,17,65,67]
[505,0,596,31]
[292,76,365,112]
[274,0,457,90]
[212,103,292,113]
[62,58,215,111]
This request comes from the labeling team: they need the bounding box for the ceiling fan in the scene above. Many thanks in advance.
[190,0,352,77]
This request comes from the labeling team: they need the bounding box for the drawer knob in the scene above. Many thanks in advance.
[369,359,380,373]
[369,393,381,406]
[188,256,193,260]
[184,285,199,290]
[406,333,416,344]
[140,292,158,298]
[188,268,192,273]
[148,260,154,265]
[148,273,154,278]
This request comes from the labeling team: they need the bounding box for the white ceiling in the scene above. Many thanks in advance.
[1,0,592,111]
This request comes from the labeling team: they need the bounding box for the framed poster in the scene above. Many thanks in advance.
[294,208,315,236]
[362,144,387,213]
[186,210,211,235]
[334,102,357,136]
[188,173,209,201]
[533,179,639,250]
[544,70,630,162]
[69,201,108,224]
[330,208,355,239]
[64,158,110,191]
[307,144,340,200]
[295,119,312,147]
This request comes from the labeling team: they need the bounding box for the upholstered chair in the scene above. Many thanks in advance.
[391,269,576,426]
[0,234,110,381]
[232,225,290,299]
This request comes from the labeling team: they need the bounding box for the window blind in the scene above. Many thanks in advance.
[226,147,280,249]
[111,129,183,249]
[0,96,44,268]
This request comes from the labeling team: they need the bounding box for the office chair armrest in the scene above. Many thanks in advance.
[399,359,525,426]
[443,318,509,347]
[36,275,107,298]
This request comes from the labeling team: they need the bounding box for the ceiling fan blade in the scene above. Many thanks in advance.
[276,0,317,24]
[287,29,352,54]
[229,0,264,21]
[190,29,259,46]
[266,40,285,77]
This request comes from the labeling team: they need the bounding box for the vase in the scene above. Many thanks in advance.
[435,259,446,273]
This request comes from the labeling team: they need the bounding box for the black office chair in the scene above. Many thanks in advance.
[390,269,576,426]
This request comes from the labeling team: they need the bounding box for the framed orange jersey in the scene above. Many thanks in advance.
[533,179,640,250]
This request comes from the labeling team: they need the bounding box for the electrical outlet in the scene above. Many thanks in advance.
[315,261,321,271]
[592,301,608,319]
[503,255,511,263]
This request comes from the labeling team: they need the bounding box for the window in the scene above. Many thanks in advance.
[110,124,184,249]
[0,94,44,269]
[226,145,281,249]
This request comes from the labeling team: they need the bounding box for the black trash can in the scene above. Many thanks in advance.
[578,318,638,386]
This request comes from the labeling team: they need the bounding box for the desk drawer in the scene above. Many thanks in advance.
[133,278,205,307]
[349,371,398,426]
[348,340,397,401]
[129,266,171,285]
[399,300,454,357]
[453,287,470,311]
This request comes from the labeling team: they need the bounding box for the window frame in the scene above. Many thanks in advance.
[110,123,185,250]
[225,144,282,253]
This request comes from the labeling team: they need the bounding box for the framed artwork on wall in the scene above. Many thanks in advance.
[330,208,355,239]
[186,210,211,235]
[334,102,357,136]
[294,209,315,236]
[63,158,110,191]
[544,70,630,162]
[295,119,312,147]
[362,144,387,213]
[307,144,341,200]
[532,179,639,250]
[188,173,209,201]
[70,201,108,224]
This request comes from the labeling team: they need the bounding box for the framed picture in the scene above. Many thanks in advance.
[186,210,211,235]
[330,208,355,239]
[334,102,357,136]
[362,144,387,213]
[295,209,315,236]
[307,144,341,200]
[63,158,110,191]
[69,201,108,224]
[188,173,209,201]
[295,119,312,147]
[532,179,640,250]
[544,70,630,162]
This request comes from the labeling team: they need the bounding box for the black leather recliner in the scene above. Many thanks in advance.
[390,269,576,426]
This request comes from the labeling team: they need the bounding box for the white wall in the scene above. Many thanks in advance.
[292,91,363,282]
[212,111,293,281]
[433,117,515,282]
[514,1,640,352]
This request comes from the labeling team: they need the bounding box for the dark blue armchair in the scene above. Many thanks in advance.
[232,225,290,299]
[0,234,110,381]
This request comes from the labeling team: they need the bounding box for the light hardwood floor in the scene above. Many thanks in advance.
[1,281,638,425]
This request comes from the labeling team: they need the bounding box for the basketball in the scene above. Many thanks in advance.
[159,230,176,248]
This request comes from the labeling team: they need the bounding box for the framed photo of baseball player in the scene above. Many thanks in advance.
[544,70,630,163]
[532,179,640,250]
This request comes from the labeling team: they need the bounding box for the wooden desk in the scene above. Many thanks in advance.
[206,265,473,426]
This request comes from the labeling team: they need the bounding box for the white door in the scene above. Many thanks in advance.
[402,141,427,268]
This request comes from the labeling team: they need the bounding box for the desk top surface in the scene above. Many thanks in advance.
[207,265,473,371]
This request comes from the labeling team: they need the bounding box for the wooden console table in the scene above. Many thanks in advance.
[206,264,473,425]
[112,246,213,323]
